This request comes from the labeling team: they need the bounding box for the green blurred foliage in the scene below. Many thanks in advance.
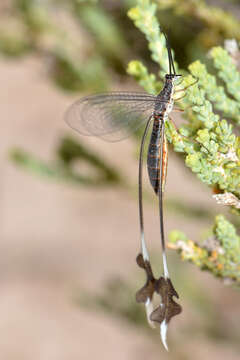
[10,136,122,186]
[1,0,240,91]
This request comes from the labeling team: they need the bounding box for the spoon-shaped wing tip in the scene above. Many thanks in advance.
[145,298,156,329]
[160,319,169,351]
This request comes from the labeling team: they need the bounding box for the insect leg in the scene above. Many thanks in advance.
[173,93,187,102]
[172,108,184,112]
[172,104,194,112]
[139,116,153,261]
[174,78,199,93]
[169,116,210,154]
[174,94,187,101]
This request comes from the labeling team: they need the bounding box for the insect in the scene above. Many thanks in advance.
[65,34,195,350]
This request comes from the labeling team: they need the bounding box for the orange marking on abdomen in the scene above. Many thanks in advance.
[148,134,168,194]
[160,135,168,193]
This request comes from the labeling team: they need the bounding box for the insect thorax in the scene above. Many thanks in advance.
[154,75,178,117]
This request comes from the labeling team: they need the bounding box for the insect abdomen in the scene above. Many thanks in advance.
[147,118,168,195]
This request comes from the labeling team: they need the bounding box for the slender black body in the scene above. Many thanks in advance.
[147,77,175,194]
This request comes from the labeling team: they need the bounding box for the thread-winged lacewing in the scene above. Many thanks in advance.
[64,33,196,350]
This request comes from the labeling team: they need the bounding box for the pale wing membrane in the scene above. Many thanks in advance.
[64,92,156,142]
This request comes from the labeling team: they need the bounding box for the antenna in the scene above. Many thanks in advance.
[162,31,176,75]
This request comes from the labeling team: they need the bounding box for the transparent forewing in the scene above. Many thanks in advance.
[64,92,156,142]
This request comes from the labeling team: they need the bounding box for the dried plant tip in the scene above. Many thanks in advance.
[224,39,239,56]
[213,192,240,209]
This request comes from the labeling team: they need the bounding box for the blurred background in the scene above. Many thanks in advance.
[1,0,240,359]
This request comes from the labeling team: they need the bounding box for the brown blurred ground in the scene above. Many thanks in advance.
[1,56,240,359]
